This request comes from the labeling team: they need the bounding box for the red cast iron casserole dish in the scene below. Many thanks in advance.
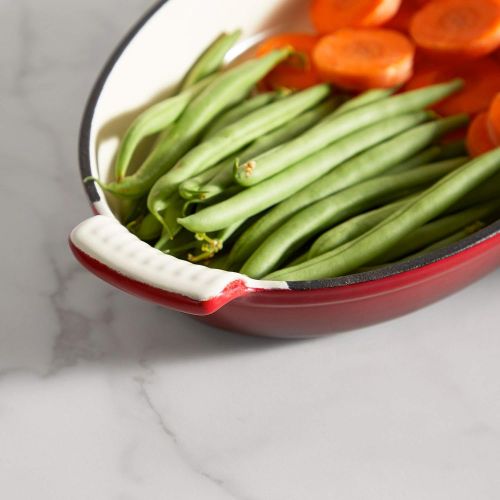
[70,0,500,338]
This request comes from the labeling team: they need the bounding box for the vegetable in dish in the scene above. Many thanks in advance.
[88,0,500,281]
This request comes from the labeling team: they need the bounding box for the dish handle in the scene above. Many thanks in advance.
[69,215,256,315]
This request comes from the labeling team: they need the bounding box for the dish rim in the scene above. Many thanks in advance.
[78,0,500,291]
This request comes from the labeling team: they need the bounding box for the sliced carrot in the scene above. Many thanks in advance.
[256,33,321,90]
[313,28,415,90]
[410,0,500,58]
[487,93,500,144]
[310,0,402,34]
[405,57,500,116]
[466,112,497,156]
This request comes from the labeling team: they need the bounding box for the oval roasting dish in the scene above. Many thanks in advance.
[71,0,500,338]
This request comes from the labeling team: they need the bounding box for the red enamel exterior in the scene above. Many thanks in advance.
[70,231,500,338]
[74,0,500,338]
[69,240,251,316]
[203,234,500,337]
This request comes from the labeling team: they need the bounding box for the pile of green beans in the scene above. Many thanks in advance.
[90,31,500,281]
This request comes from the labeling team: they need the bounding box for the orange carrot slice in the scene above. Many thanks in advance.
[405,57,500,116]
[467,112,497,156]
[410,0,500,58]
[487,93,500,144]
[256,33,321,90]
[313,28,415,90]
[310,0,402,34]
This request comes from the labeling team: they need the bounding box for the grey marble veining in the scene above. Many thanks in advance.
[0,1,499,498]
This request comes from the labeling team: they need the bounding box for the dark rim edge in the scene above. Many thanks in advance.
[287,220,500,290]
[77,0,500,291]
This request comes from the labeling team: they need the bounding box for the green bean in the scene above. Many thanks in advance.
[227,113,467,268]
[436,139,467,160]
[388,140,468,175]
[368,199,500,265]
[179,112,430,236]
[203,91,282,139]
[187,219,249,262]
[130,212,163,241]
[156,192,188,240]
[178,162,226,201]
[156,229,199,254]
[452,172,500,209]
[194,185,242,208]
[121,196,147,225]
[401,222,486,262]
[240,158,466,278]
[113,76,216,181]
[187,98,341,202]
[234,80,463,186]
[90,48,291,198]
[265,147,500,281]
[286,252,309,268]
[308,195,420,258]
[206,254,231,270]
[179,31,241,91]
[388,145,442,174]
[333,88,395,115]
[148,83,331,224]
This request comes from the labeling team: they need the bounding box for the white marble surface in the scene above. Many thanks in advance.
[1,1,500,498]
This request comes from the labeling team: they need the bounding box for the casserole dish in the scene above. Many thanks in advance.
[70,0,500,338]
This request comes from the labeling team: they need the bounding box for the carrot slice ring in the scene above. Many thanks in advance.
[256,33,321,90]
[313,28,415,91]
[410,0,500,58]
[405,57,500,116]
[310,0,402,34]
[467,112,497,156]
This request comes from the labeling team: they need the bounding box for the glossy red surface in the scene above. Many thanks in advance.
[74,0,500,338]
[71,230,500,338]
[69,240,250,316]
[202,233,500,338]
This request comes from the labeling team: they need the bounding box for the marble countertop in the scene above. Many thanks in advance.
[1,0,499,498]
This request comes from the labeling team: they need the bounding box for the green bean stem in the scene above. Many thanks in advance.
[148,83,331,225]
[187,219,248,262]
[227,113,467,268]
[234,80,463,186]
[266,147,500,281]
